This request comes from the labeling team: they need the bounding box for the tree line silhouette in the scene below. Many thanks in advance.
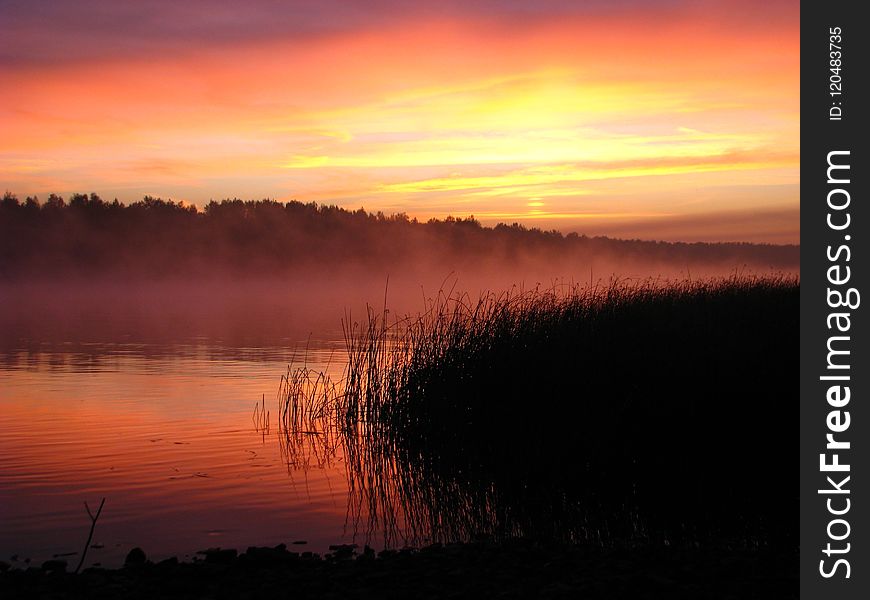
[0,192,798,280]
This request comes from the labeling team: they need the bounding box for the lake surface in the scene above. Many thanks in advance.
[0,274,798,568]
[0,276,577,569]
[0,282,390,569]
[0,339,360,568]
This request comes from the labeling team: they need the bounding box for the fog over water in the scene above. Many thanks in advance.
[3,241,798,350]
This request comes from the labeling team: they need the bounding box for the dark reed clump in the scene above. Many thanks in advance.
[282,276,799,549]
[276,365,343,473]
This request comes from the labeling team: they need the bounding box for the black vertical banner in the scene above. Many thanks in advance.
[801,1,868,598]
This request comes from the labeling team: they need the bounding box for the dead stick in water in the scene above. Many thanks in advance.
[74,497,105,574]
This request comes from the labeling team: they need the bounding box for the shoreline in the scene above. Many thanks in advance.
[1,539,797,599]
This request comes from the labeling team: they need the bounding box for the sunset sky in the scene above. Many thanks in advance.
[1,0,799,242]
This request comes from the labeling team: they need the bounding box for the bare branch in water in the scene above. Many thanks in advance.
[75,497,105,574]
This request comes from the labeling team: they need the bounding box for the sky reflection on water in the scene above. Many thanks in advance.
[0,336,351,568]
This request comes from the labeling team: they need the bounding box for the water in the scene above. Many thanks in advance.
[0,275,538,568]
[0,285,363,569]
[0,276,798,568]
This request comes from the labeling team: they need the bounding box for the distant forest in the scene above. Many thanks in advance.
[0,192,798,280]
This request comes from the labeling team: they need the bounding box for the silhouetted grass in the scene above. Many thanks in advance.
[281,276,798,549]
[276,365,343,474]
